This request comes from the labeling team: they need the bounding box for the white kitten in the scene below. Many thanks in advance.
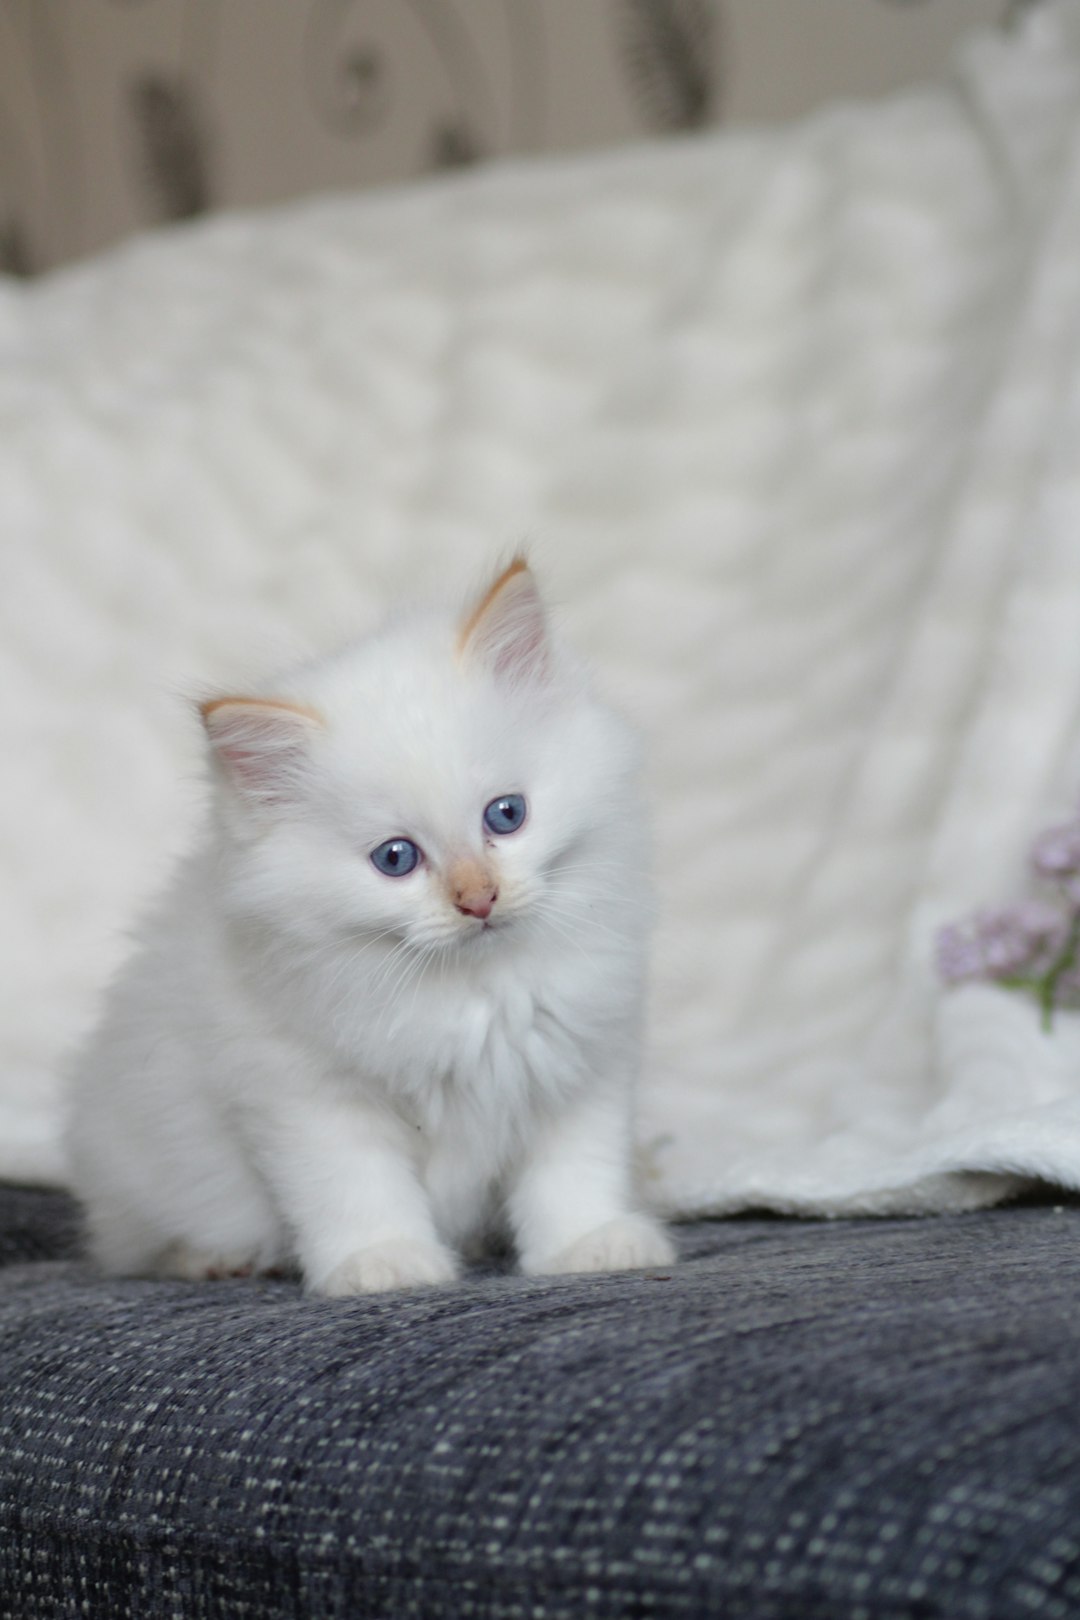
[65,559,674,1294]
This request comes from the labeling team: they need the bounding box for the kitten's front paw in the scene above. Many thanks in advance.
[314,1238,460,1297]
[527,1214,675,1278]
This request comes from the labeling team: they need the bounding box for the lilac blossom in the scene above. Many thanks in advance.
[936,902,1066,985]
[937,806,1080,1029]
[1032,822,1080,880]
[935,922,988,984]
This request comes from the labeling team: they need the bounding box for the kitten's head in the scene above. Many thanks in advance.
[200,559,645,963]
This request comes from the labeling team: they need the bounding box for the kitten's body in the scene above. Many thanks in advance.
[66,562,674,1293]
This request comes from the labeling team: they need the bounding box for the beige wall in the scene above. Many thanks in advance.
[0,0,1010,276]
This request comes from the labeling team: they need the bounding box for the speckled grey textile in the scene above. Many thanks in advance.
[3,1186,1080,1619]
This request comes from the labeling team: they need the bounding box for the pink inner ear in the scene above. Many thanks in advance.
[200,698,322,807]
[461,562,550,685]
[491,601,547,683]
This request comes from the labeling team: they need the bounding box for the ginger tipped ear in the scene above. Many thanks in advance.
[458,557,550,684]
[199,696,324,809]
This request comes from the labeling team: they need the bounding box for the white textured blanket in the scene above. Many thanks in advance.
[6,5,1080,1216]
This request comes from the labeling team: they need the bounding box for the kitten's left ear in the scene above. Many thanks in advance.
[458,556,550,684]
[199,696,324,811]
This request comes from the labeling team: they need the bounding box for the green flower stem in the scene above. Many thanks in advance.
[1036,909,1080,1033]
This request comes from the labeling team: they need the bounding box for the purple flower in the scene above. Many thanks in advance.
[938,806,1080,1026]
[935,923,988,984]
[1010,900,1069,954]
[935,902,1067,985]
[1032,822,1080,880]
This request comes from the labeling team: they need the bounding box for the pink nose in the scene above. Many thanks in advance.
[455,888,497,920]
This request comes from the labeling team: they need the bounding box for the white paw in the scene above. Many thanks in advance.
[154,1239,263,1282]
[528,1214,676,1277]
[314,1237,460,1297]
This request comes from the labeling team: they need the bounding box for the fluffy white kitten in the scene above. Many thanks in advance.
[66,559,674,1295]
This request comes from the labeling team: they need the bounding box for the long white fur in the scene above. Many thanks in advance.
[64,561,674,1294]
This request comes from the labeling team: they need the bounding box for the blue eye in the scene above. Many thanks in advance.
[370,838,421,877]
[483,794,527,836]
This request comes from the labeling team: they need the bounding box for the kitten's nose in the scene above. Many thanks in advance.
[455,886,498,920]
[447,856,498,921]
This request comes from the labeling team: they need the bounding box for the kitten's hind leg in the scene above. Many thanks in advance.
[81,1193,287,1282]
[153,1239,269,1282]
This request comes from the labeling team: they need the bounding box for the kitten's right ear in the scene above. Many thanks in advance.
[199,696,324,810]
[458,556,550,685]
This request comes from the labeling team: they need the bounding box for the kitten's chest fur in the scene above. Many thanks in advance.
[329,952,598,1247]
[341,946,593,1128]
[242,901,631,1176]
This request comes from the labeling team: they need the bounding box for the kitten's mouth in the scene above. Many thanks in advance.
[466,914,508,938]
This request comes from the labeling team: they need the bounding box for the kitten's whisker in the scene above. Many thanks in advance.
[523,900,605,965]
[380,941,438,1034]
[317,929,405,1002]
[367,939,420,1002]
[543,859,629,878]
[533,920,599,977]
[296,927,401,986]
[404,943,440,1026]
[356,943,414,1011]
[528,897,629,950]
[527,894,628,952]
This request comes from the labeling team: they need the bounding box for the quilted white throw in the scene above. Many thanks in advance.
[7,5,1080,1217]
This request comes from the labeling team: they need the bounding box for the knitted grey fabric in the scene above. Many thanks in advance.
[2,1182,1080,1619]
